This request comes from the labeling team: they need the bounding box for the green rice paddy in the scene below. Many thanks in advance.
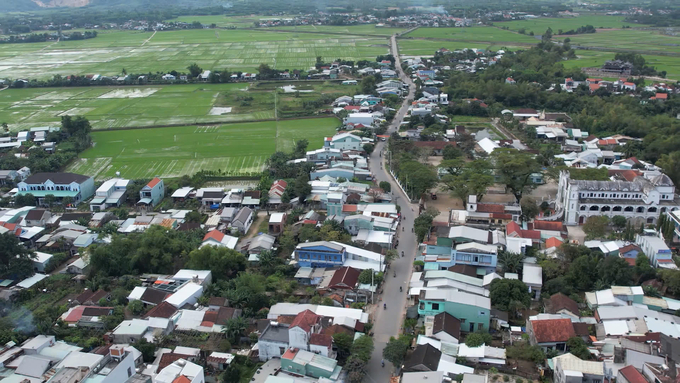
[67,117,340,180]
[0,28,390,80]
[495,15,642,35]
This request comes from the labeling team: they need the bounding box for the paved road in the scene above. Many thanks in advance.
[363,33,417,383]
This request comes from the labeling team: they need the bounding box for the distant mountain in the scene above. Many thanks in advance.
[0,0,228,12]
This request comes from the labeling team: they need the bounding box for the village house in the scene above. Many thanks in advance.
[417,289,491,332]
[527,318,576,353]
[90,178,130,211]
[17,172,95,205]
[138,177,164,208]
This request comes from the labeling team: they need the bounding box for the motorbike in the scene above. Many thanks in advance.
[383,303,386,310]
[399,286,403,292]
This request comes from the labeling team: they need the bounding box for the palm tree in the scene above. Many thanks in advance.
[222,317,248,344]
[497,250,525,273]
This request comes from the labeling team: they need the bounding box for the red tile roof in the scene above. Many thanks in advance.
[477,203,505,213]
[656,92,668,100]
[147,177,162,188]
[203,230,224,242]
[598,138,618,146]
[624,257,637,266]
[310,333,332,348]
[290,310,320,332]
[589,83,600,92]
[619,365,648,383]
[282,348,298,360]
[506,221,521,236]
[624,82,635,87]
[531,318,576,343]
[342,205,358,213]
[545,237,563,249]
[173,377,191,383]
[344,106,361,111]
[619,244,641,255]
[533,220,563,231]
[609,169,642,182]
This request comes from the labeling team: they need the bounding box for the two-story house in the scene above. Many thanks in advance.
[138,177,164,207]
[417,289,491,332]
[258,310,334,361]
[17,172,95,206]
[90,178,130,211]
[295,241,347,268]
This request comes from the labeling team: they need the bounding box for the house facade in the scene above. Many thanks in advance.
[139,177,164,207]
[90,178,129,211]
[556,170,680,225]
[417,290,491,332]
[17,172,95,205]
[327,133,363,151]
[295,241,346,268]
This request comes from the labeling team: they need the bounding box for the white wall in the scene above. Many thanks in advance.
[288,327,309,351]
[258,340,286,361]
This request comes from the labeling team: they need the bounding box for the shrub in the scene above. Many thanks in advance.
[504,376,510,382]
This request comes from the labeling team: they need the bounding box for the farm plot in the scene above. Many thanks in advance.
[496,15,642,36]
[68,117,339,180]
[0,83,282,131]
[566,29,680,54]
[0,29,390,79]
[404,27,539,44]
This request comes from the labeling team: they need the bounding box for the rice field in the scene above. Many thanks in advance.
[564,50,680,81]
[403,26,539,44]
[495,15,643,35]
[565,29,680,54]
[0,28,390,80]
[67,117,340,180]
[0,83,284,131]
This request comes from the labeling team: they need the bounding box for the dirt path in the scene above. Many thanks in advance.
[141,30,157,46]
[243,211,268,239]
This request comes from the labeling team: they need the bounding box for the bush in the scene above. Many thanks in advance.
[219,339,232,352]
[516,379,523,383]
[503,376,510,382]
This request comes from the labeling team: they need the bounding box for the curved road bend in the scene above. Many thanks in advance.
[363,34,417,383]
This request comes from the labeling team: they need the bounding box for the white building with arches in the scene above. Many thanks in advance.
[556,170,680,226]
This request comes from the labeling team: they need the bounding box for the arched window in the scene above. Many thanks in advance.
[648,207,657,213]
[590,206,599,211]
[580,206,587,211]
[624,206,634,212]
[601,206,611,212]
[613,206,622,212]
[637,207,645,213]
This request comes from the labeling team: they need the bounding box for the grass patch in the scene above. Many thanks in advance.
[68,117,340,180]
[566,29,680,54]
[564,50,680,80]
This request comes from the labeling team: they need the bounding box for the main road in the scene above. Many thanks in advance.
[363,33,418,383]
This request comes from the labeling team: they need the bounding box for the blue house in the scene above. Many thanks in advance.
[17,172,95,205]
[417,289,491,332]
[419,242,498,274]
[295,241,346,268]
[139,177,164,207]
